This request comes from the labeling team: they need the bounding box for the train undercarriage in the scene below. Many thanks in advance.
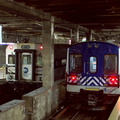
[66,89,118,110]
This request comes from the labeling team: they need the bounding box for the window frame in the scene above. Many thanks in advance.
[69,53,82,73]
[22,54,31,65]
[8,54,15,64]
[36,53,42,66]
[104,54,118,74]
[89,56,97,73]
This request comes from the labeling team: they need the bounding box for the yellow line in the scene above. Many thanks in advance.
[86,88,99,91]
[0,67,6,70]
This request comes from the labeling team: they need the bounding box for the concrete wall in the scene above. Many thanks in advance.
[0,80,66,120]
[23,80,66,120]
[0,100,27,120]
[51,80,66,113]
[23,87,51,120]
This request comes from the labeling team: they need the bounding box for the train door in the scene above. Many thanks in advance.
[83,55,97,76]
[14,49,36,81]
[82,51,103,87]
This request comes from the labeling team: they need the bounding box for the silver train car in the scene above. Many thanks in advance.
[6,43,43,82]
[6,43,68,82]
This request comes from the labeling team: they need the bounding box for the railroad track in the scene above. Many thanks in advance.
[48,102,116,120]
[70,110,80,120]
[69,109,106,120]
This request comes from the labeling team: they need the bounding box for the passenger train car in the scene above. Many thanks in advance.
[66,41,120,107]
[6,43,68,82]
[6,43,43,82]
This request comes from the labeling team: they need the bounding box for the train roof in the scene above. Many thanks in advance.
[70,41,119,48]
[69,41,119,54]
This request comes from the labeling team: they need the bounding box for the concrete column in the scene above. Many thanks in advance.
[42,16,54,87]
[87,29,92,41]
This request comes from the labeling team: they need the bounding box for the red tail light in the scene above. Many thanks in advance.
[71,75,77,81]
[68,75,79,84]
[105,75,119,86]
[109,76,118,85]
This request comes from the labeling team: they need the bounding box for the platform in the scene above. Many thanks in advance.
[108,97,120,120]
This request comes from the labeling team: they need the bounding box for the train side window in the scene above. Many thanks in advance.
[104,55,117,74]
[70,54,82,73]
[61,59,66,66]
[8,55,15,64]
[90,57,97,73]
[23,55,31,64]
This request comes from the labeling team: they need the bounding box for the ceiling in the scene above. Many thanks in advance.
[1,0,120,42]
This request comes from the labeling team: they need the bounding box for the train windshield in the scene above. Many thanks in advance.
[104,55,118,74]
[23,54,31,64]
[8,55,15,64]
[70,54,82,73]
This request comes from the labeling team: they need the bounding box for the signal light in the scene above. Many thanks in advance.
[39,45,43,50]
[9,45,13,49]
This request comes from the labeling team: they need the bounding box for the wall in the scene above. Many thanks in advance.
[0,100,27,120]
[22,80,66,120]
[0,80,66,120]
[23,87,50,120]
[51,80,66,113]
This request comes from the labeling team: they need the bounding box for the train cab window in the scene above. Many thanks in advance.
[90,57,97,73]
[36,53,42,66]
[70,54,82,73]
[104,55,117,74]
[8,55,15,64]
[23,55,31,64]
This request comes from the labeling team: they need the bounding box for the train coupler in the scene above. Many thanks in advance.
[80,89,105,107]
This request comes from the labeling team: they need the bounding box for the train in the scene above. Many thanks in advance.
[6,43,68,82]
[6,43,43,82]
[66,41,120,108]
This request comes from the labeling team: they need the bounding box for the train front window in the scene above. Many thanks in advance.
[70,54,82,73]
[90,57,97,73]
[8,55,15,64]
[36,53,42,66]
[23,54,31,64]
[104,55,117,74]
